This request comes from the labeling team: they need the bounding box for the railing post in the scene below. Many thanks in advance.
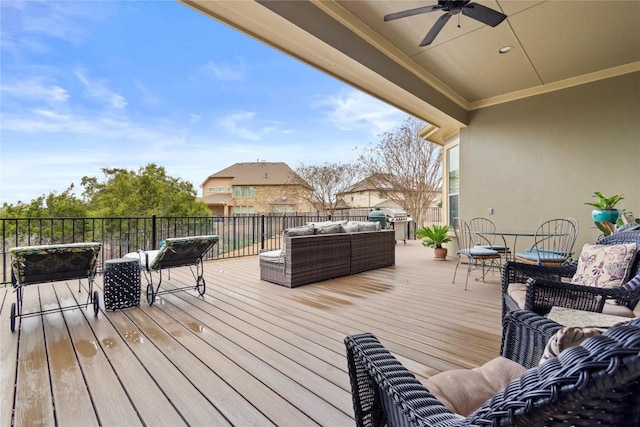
[260,215,265,251]
[151,215,157,250]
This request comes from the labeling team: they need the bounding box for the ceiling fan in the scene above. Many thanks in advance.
[384,0,507,47]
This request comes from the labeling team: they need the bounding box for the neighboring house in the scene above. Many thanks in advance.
[341,175,396,210]
[200,162,314,216]
[340,174,441,221]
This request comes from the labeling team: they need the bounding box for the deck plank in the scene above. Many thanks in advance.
[40,283,99,427]
[57,282,143,427]
[2,241,508,426]
[14,287,56,427]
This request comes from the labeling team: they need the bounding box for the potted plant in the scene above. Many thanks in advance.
[584,191,624,223]
[416,224,452,260]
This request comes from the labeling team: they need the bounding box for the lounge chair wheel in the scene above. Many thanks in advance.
[10,303,16,332]
[92,290,100,315]
[146,284,155,305]
[196,276,206,295]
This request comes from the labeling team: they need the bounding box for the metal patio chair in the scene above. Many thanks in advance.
[452,217,502,290]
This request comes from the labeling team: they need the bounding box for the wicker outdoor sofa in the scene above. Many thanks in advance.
[345,310,640,426]
[260,222,395,288]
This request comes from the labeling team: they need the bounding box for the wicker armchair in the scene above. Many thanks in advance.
[502,230,640,320]
[345,317,640,426]
[500,309,563,368]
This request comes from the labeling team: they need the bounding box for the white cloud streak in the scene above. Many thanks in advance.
[75,69,127,109]
[1,78,70,103]
[313,89,406,137]
[216,111,279,141]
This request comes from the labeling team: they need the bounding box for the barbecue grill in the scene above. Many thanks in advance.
[383,208,411,244]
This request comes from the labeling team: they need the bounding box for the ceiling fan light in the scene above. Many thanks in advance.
[499,45,513,54]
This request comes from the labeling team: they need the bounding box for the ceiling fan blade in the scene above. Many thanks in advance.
[384,5,443,21]
[461,2,507,27]
[420,13,452,46]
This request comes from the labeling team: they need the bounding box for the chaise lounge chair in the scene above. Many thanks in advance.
[8,242,102,332]
[124,235,218,305]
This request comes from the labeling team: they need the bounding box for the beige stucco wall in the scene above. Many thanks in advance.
[458,71,639,254]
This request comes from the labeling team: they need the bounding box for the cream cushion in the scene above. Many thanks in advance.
[507,282,527,309]
[570,243,637,288]
[259,250,283,263]
[602,299,636,317]
[423,357,526,417]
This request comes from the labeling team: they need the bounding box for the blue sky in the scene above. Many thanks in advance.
[0,0,408,205]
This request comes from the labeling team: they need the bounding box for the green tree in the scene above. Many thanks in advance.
[81,164,210,217]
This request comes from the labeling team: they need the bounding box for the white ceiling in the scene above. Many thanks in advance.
[180,0,640,140]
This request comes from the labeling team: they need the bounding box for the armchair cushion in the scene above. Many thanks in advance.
[506,282,527,309]
[570,243,637,288]
[424,357,526,417]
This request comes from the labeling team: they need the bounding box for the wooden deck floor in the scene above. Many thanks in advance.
[0,241,504,426]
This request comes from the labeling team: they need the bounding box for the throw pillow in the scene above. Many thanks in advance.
[539,326,606,364]
[570,243,637,288]
[281,225,315,255]
[341,223,361,233]
[315,223,344,234]
[424,357,526,417]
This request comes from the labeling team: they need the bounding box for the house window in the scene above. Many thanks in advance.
[208,187,215,193]
[218,187,224,192]
[235,205,254,215]
[234,186,254,198]
[378,191,388,199]
[227,187,231,192]
[447,144,459,225]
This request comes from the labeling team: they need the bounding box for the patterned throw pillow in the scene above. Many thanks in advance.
[539,326,605,364]
[570,243,638,288]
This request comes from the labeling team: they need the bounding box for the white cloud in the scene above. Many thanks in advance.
[313,89,406,136]
[0,78,70,103]
[75,69,127,109]
[216,111,279,141]
[203,61,244,81]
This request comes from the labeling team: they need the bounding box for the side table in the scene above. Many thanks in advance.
[104,258,141,310]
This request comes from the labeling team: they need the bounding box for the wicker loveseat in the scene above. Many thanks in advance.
[260,222,395,288]
[345,313,640,426]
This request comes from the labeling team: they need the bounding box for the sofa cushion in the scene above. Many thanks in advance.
[424,357,526,417]
[348,221,381,232]
[570,243,637,288]
[259,250,284,263]
[307,220,347,228]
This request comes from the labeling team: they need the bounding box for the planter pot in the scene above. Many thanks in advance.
[592,209,620,223]
[433,247,448,260]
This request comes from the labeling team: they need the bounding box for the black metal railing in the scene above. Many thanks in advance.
[0,213,418,284]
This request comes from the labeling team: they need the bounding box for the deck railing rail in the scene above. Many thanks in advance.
[0,213,427,284]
